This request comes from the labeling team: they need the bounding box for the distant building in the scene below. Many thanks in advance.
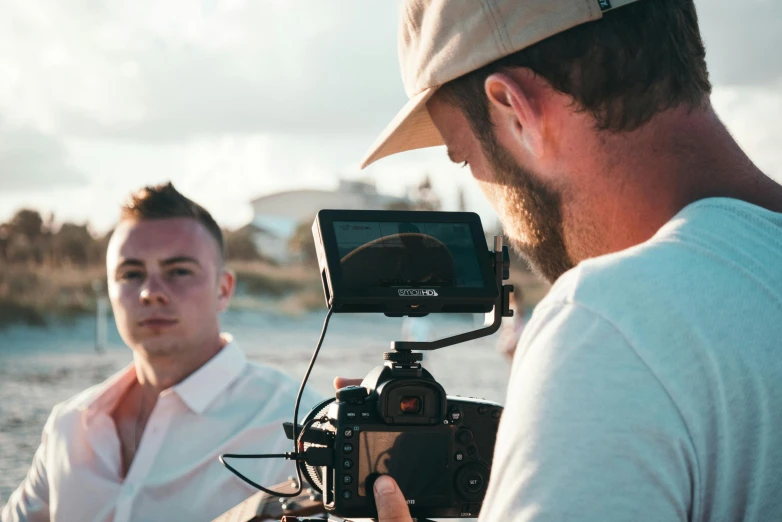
[247,179,412,263]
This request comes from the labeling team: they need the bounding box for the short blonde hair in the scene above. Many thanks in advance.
[120,182,225,259]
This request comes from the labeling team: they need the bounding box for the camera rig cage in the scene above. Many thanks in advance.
[219,210,515,521]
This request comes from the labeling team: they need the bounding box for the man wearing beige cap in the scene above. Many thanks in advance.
[358,0,782,520]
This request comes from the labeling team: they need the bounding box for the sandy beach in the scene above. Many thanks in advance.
[0,309,511,504]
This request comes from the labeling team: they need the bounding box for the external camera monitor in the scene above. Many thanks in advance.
[312,210,498,315]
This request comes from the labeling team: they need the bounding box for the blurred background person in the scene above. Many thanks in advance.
[2,183,321,522]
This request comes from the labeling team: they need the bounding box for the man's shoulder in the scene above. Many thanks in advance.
[241,361,300,392]
[232,360,325,411]
[545,237,702,317]
[527,198,782,370]
[546,198,782,315]
[40,380,115,433]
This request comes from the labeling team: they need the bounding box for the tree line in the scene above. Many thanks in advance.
[0,177,450,268]
[0,209,108,267]
[0,208,266,268]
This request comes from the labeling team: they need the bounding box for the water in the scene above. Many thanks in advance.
[0,309,511,504]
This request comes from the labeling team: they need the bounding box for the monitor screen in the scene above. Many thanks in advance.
[333,221,485,290]
[356,431,449,503]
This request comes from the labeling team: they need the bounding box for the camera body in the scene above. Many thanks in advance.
[294,356,502,520]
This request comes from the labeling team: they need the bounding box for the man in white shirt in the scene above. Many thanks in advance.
[352,0,782,520]
[2,183,321,522]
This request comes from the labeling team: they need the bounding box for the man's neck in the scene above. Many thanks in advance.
[568,103,782,262]
[132,334,226,408]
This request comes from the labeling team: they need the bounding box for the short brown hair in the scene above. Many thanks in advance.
[120,182,225,259]
[440,0,712,136]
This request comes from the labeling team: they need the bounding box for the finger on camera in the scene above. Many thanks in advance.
[333,377,363,389]
[373,475,413,522]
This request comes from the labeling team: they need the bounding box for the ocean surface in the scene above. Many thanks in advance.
[0,309,511,505]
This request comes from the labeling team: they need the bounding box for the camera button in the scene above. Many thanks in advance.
[456,463,490,501]
[465,472,484,493]
[492,409,501,419]
[478,405,488,414]
[336,385,369,404]
[342,490,352,500]
[342,458,353,469]
[343,443,354,454]
[454,452,465,462]
[456,428,474,445]
[343,428,354,438]
[467,444,478,456]
[449,409,462,422]
[342,474,353,485]
[346,411,357,419]
[361,412,371,419]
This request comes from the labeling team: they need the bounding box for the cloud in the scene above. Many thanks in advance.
[0,124,89,191]
[0,0,404,142]
[712,82,782,184]
[0,0,779,150]
[696,0,782,86]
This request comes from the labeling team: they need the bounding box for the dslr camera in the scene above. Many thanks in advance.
[283,210,514,520]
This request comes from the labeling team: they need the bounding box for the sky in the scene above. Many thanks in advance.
[1,0,781,234]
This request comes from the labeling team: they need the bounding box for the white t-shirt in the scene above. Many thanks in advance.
[480,198,782,522]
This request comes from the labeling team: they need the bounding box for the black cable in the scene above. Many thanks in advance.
[297,415,329,446]
[292,308,334,477]
[219,411,325,497]
[219,308,334,497]
[218,453,299,496]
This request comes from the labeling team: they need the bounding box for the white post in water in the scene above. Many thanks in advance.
[96,297,108,353]
[92,279,108,354]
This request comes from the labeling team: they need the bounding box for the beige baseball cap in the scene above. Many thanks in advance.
[360,0,643,169]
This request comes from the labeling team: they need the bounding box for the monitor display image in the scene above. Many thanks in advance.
[333,221,484,290]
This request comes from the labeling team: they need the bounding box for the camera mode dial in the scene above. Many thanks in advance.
[383,351,423,364]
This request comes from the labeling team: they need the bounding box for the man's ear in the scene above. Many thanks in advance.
[484,68,547,158]
[217,268,236,312]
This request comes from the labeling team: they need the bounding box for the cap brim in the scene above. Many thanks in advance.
[360,87,444,169]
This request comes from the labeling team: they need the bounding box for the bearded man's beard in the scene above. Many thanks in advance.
[478,135,574,283]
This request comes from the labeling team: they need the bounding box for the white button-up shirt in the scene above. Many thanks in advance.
[2,337,323,522]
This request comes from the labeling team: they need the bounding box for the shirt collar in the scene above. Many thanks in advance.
[80,363,137,424]
[172,334,248,415]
